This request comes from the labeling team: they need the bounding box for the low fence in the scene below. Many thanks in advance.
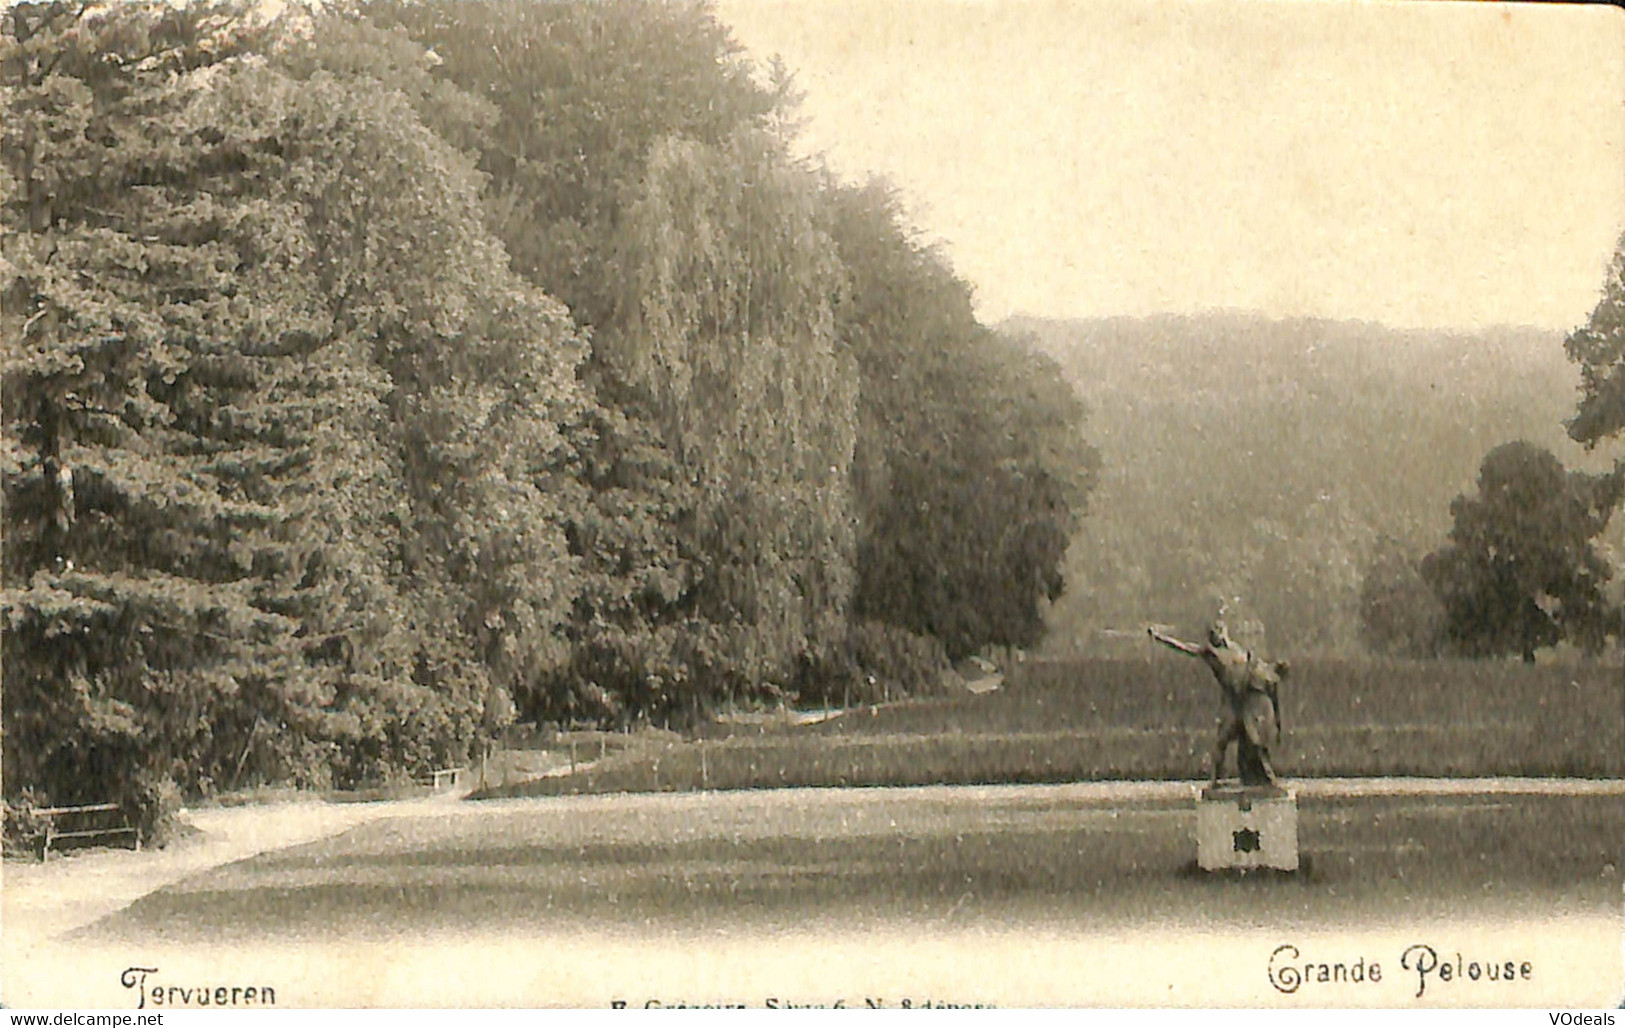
[33,802,139,861]
[417,766,466,792]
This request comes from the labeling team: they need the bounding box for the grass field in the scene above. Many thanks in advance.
[481,658,1622,799]
[86,789,1620,942]
[19,657,1620,1009]
[10,784,1608,1007]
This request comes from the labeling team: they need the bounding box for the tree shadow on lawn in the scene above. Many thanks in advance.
[82,794,1620,944]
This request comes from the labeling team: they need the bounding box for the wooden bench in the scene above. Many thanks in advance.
[34,802,139,861]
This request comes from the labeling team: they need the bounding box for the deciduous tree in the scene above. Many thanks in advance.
[827,182,1096,661]
[1420,441,1621,661]
[608,129,857,702]
[1567,234,1625,449]
[1358,538,1444,657]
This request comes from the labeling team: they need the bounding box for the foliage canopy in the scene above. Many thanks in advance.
[1420,441,1621,661]
[1568,234,1625,450]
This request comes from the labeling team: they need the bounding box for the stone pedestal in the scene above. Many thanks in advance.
[1196,784,1298,872]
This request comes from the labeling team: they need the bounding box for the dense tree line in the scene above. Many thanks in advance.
[1,0,1093,819]
[830,185,1094,667]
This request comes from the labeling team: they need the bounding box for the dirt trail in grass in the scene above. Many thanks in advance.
[5,776,1619,950]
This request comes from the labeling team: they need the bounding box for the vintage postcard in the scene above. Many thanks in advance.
[2,0,1621,1010]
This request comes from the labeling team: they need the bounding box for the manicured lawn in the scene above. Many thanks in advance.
[86,788,1620,943]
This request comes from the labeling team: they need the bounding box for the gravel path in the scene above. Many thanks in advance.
[3,793,466,952]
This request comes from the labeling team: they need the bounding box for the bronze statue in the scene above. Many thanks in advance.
[1148,618,1287,788]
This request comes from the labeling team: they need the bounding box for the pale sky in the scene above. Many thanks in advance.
[717,0,1625,333]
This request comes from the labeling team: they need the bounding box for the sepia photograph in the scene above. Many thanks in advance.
[2,0,1622,1010]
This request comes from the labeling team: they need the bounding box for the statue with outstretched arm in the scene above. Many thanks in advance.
[1148,621,1287,789]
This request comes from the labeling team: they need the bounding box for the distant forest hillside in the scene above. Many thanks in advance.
[1009,312,1612,656]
